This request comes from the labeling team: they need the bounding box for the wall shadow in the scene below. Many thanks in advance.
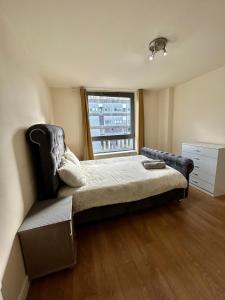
[12,127,39,216]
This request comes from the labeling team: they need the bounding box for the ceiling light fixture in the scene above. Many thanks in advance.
[149,37,168,61]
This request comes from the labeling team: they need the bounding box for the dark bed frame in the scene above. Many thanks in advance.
[26,124,194,225]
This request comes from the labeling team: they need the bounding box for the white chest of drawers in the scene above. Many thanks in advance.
[182,142,225,197]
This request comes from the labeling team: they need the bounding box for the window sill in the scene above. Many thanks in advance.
[94,150,138,160]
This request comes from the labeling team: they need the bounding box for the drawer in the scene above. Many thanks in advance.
[190,176,214,193]
[191,169,215,185]
[182,151,217,176]
[182,144,218,159]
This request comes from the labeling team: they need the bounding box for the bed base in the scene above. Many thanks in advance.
[74,188,185,225]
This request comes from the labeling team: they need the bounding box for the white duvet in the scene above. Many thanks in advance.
[58,155,187,213]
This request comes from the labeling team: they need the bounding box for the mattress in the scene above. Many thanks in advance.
[58,155,187,213]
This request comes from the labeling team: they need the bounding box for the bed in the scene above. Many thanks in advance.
[26,124,194,224]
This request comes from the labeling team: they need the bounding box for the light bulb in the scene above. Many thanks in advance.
[149,52,154,61]
[163,49,168,56]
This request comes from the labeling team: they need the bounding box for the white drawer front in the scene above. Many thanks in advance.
[190,176,214,193]
[182,151,217,177]
[182,144,201,154]
[182,144,218,159]
[191,168,215,185]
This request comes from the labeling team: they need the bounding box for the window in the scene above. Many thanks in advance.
[87,91,135,154]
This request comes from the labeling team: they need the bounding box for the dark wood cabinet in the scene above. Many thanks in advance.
[18,196,76,279]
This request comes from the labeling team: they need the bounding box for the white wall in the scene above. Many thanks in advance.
[51,88,83,159]
[172,65,225,154]
[0,12,52,300]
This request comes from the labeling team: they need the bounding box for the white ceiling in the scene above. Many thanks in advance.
[1,0,225,89]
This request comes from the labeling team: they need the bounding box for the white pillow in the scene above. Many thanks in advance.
[64,147,80,166]
[58,159,86,188]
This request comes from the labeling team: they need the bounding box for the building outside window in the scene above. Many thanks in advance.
[87,92,135,153]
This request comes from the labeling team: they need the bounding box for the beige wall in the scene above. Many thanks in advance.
[0,12,52,300]
[172,65,225,154]
[51,88,83,159]
[144,65,225,155]
[157,88,174,152]
[144,88,174,152]
[143,90,159,149]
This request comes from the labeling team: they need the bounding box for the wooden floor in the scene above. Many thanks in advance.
[27,187,225,300]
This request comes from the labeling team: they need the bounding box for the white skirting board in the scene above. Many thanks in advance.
[18,276,29,300]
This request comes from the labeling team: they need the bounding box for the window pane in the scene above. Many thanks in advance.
[93,138,134,153]
[88,93,135,154]
[88,95,132,137]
